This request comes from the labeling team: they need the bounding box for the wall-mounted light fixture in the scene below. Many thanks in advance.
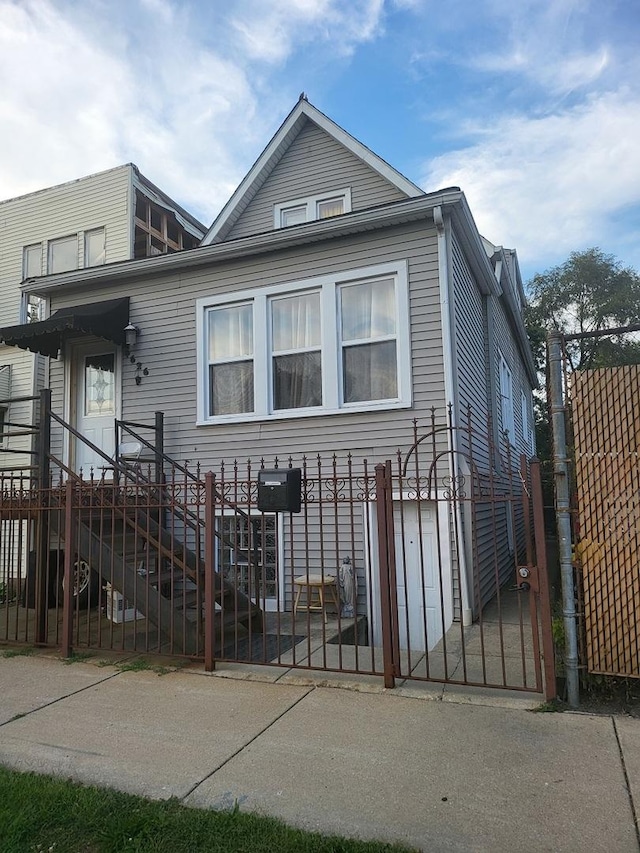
[124,323,148,384]
[124,323,139,353]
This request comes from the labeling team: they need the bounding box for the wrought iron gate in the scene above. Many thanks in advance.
[374,417,555,697]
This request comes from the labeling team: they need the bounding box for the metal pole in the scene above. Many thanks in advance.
[375,463,395,689]
[548,331,580,707]
[204,471,215,672]
[531,457,557,701]
[35,388,51,645]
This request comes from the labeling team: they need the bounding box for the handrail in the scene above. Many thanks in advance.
[116,418,253,522]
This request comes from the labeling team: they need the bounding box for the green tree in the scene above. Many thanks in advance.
[526,248,640,373]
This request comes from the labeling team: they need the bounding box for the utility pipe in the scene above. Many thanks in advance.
[548,331,580,707]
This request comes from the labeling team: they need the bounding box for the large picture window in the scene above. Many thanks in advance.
[197,262,411,424]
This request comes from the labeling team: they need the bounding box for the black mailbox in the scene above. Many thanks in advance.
[257,468,302,513]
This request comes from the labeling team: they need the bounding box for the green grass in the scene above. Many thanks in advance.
[0,766,413,852]
[61,651,95,665]
[1,647,36,659]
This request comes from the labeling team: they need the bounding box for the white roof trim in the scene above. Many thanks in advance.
[202,98,424,245]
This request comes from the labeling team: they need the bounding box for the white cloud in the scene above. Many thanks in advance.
[0,0,388,224]
[422,90,640,268]
[455,0,615,97]
[471,46,610,95]
[229,0,384,63]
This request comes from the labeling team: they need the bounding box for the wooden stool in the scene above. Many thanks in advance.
[293,574,339,622]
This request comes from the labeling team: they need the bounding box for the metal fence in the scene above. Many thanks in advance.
[0,408,555,698]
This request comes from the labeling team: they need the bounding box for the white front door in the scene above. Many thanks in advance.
[370,500,452,652]
[71,342,119,476]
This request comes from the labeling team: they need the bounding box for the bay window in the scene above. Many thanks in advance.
[197,262,411,424]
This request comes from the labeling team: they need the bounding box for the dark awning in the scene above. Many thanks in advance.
[0,297,130,358]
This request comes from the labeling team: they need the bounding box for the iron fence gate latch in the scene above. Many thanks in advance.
[509,565,539,593]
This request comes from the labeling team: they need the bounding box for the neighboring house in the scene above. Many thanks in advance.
[0,164,206,468]
[0,98,537,647]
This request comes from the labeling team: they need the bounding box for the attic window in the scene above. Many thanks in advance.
[274,188,351,229]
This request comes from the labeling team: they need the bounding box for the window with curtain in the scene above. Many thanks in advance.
[271,291,322,410]
[274,189,351,228]
[340,278,398,403]
[317,197,344,219]
[197,261,410,423]
[207,303,254,415]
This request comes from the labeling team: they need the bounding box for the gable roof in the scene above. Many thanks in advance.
[202,96,424,245]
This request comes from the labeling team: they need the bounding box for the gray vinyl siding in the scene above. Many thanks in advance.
[470,282,534,611]
[47,220,445,469]
[226,119,408,241]
[0,165,133,466]
[450,232,491,468]
[45,222,446,616]
[450,235,536,613]
[492,294,533,461]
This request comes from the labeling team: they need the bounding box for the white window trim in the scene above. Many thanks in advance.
[23,243,43,279]
[273,188,352,229]
[498,352,515,447]
[196,261,412,425]
[84,226,106,267]
[520,390,535,456]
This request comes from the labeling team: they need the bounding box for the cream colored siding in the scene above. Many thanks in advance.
[0,165,133,466]
[226,120,408,241]
[47,221,445,469]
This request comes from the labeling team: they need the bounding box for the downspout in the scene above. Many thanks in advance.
[435,206,472,626]
[548,331,580,707]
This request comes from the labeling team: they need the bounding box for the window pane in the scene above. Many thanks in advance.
[209,304,253,360]
[317,198,344,219]
[218,516,277,600]
[23,244,41,278]
[341,279,395,341]
[273,352,322,409]
[271,292,320,351]
[85,228,105,267]
[343,341,397,403]
[210,362,253,415]
[27,295,45,323]
[84,354,115,416]
[49,236,77,273]
[281,205,307,227]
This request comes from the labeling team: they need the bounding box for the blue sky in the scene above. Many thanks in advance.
[1,0,639,284]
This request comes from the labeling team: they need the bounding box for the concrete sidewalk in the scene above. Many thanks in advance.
[0,653,638,852]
